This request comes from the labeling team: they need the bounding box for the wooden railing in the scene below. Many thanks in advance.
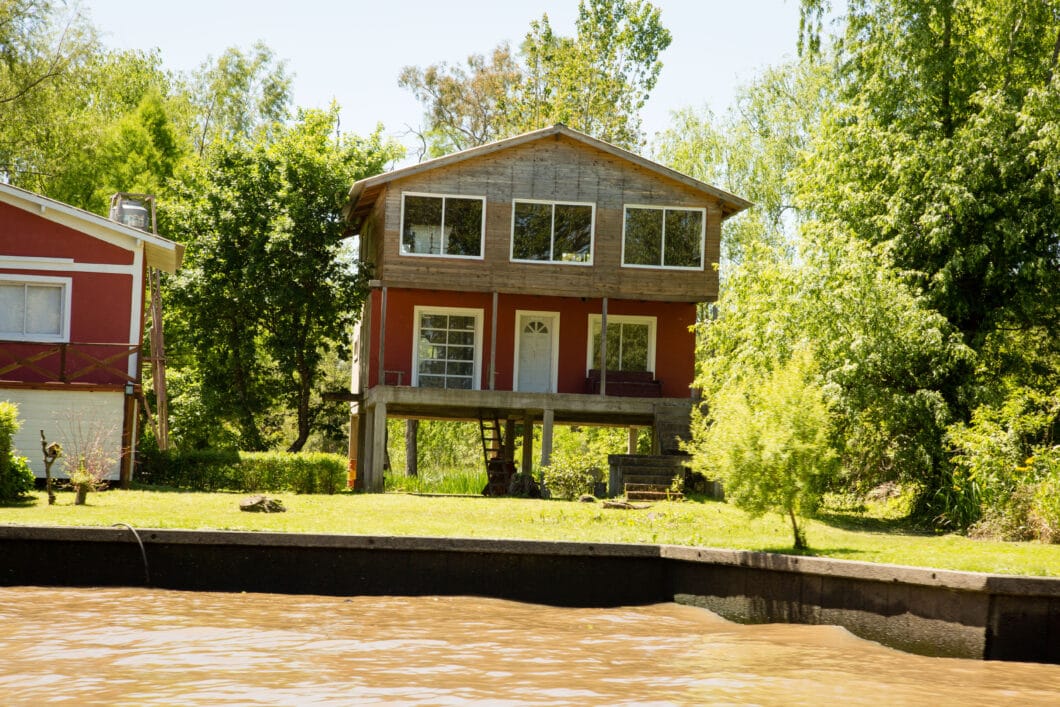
[0,341,140,386]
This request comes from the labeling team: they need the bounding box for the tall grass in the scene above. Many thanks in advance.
[385,467,488,495]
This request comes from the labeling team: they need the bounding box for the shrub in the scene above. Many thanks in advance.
[0,402,35,502]
[541,453,602,500]
[686,349,839,550]
[136,448,346,494]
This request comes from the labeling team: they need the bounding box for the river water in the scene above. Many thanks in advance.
[0,587,1057,705]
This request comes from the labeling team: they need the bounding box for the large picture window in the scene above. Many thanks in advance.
[0,276,70,342]
[401,193,485,258]
[587,315,656,373]
[511,200,594,264]
[622,205,705,269]
[413,307,482,389]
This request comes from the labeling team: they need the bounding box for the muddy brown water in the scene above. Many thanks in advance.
[1,587,1058,706]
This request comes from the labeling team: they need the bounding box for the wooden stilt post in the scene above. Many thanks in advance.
[405,419,418,477]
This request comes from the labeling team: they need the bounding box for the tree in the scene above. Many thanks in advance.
[167,108,403,451]
[398,44,524,156]
[400,0,671,155]
[187,41,292,156]
[798,0,1060,349]
[688,349,838,550]
[653,60,833,264]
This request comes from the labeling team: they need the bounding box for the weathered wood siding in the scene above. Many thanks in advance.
[363,135,723,302]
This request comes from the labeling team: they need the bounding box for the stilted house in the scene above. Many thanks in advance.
[344,125,749,493]
[0,183,183,482]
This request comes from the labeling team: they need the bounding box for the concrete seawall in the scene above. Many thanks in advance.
[1,525,1057,664]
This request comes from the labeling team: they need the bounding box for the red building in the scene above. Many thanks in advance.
[344,125,749,492]
[0,183,183,482]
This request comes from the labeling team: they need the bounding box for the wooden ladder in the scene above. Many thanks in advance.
[479,414,515,496]
[479,414,504,468]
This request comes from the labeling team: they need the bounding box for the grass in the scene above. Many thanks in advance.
[1,487,1058,577]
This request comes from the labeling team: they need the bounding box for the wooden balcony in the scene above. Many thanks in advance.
[0,341,140,388]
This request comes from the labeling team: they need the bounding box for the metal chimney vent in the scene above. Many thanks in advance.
[109,193,154,232]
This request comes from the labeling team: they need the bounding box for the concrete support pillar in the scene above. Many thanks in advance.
[522,412,534,477]
[628,426,639,454]
[369,401,387,492]
[540,408,554,469]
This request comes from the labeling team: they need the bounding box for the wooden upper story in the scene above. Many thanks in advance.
[345,125,749,304]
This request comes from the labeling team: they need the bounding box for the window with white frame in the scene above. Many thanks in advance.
[587,314,656,373]
[413,307,482,389]
[511,200,594,264]
[401,193,485,258]
[0,276,70,342]
[622,205,705,269]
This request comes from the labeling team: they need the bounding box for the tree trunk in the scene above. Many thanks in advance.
[405,420,418,477]
[286,356,312,453]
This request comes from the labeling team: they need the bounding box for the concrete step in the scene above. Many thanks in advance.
[623,474,679,486]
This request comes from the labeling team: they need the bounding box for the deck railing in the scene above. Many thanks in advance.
[0,341,140,386]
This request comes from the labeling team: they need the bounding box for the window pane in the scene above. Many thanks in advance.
[449,346,474,362]
[619,323,650,372]
[553,204,592,263]
[512,202,552,261]
[403,196,444,254]
[25,286,62,335]
[421,314,449,330]
[624,208,662,266]
[664,210,703,268]
[448,330,474,346]
[0,284,25,335]
[447,361,473,377]
[421,360,447,375]
[443,198,483,256]
[605,326,623,371]
[448,315,475,331]
[419,374,446,388]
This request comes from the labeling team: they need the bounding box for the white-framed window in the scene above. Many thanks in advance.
[0,275,71,342]
[510,199,594,265]
[586,314,656,373]
[622,205,705,270]
[400,192,486,259]
[412,306,483,390]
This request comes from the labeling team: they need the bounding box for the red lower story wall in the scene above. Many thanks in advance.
[365,288,697,398]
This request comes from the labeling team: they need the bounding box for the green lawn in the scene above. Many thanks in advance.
[2,488,1058,577]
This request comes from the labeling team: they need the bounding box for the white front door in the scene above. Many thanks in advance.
[516,312,558,393]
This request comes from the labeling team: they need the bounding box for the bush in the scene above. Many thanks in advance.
[0,402,35,502]
[686,349,839,550]
[541,454,602,500]
[137,448,346,494]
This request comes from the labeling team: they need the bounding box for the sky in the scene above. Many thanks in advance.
[80,0,806,157]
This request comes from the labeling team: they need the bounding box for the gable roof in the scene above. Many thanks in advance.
[344,124,752,231]
[0,182,184,273]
